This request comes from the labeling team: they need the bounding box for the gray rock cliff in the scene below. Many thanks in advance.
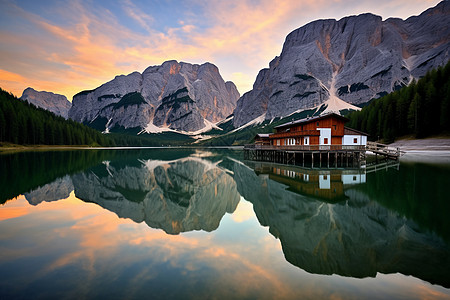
[233,1,450,127]
[69,61,239,133]
[20,87,72,119]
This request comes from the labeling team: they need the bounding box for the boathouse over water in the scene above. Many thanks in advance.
[244,113,369,168]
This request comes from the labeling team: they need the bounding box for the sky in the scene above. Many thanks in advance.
[0,0,442,101]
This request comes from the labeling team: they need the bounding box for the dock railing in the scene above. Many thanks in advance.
[366,141,403,158]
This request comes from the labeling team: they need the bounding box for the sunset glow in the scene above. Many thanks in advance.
[0,0,441,99]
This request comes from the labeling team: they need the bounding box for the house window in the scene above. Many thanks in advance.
[324,138,328,144]
[353,138,358,144]
[333,125,336,130]
[317,122,319,126]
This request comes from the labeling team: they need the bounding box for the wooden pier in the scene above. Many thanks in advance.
[365,141,403,160]
[244,142,402,168]
[243,144,367,168]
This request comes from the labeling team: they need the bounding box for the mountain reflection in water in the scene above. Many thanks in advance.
[2,148,450,290]
[72,154,240,234]
[233,160,450,287]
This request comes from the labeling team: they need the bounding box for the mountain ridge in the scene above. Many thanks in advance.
[69,60,240,134]
[20,87,72,119]
[233,1,450,127]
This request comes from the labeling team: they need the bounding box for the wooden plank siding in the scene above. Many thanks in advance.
[331,136,342,145]
[269,114,347,146]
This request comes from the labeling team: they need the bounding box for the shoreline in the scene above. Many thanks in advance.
[0,144,245,154]
[388,138,450,151]
[387,138,450,164]
[2,138,450,154]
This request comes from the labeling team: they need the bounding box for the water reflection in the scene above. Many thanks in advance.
[1,149,450,296]
[248,162,366,202]
[72,153,240,234]
[232,161,450,288]
[25,175,73,206]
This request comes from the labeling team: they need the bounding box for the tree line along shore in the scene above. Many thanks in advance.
[0,62,449,148]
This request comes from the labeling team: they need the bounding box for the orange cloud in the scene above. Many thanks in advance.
[0,69,27,83]
[0,0,442,100]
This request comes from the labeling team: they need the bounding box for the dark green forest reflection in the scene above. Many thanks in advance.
[1,149,450,288]
[233,160,450,288]
[358,162,450,241]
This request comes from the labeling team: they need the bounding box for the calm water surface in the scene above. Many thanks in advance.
[0,148,449,299]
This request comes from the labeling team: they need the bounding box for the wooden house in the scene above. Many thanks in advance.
[244,113,371,168]
[267,113,367,147]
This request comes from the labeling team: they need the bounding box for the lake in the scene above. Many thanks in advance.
[1,148,449,299]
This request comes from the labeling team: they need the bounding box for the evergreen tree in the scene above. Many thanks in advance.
[0,109,5,141]
[0,88,114,146]
[347,61,450,142]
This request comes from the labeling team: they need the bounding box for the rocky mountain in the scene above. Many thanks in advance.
[69,61,240,133]
[20,87,72,119]
[233,1,450,127]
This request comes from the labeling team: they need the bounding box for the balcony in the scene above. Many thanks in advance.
[270,130,320,138]
[244,144,366,151]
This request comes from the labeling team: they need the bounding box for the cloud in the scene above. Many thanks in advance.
[0,0,442,99]
[121,0,154,33]
[0,69,27,84]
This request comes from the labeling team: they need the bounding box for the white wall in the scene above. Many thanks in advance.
[343,135,367,146]
[342,174,366,184]
[317,128,331,145]
[319,174,330,189]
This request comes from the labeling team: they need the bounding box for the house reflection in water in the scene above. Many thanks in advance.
[251,163,366,202]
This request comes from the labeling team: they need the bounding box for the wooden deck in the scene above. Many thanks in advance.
[365,141,403,160]
[244,144,366,168]
[244,141,403,168]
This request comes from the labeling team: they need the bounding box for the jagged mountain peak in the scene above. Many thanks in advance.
[233,1,449,128]
[69,60,239,134]
[20,87,71,119]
